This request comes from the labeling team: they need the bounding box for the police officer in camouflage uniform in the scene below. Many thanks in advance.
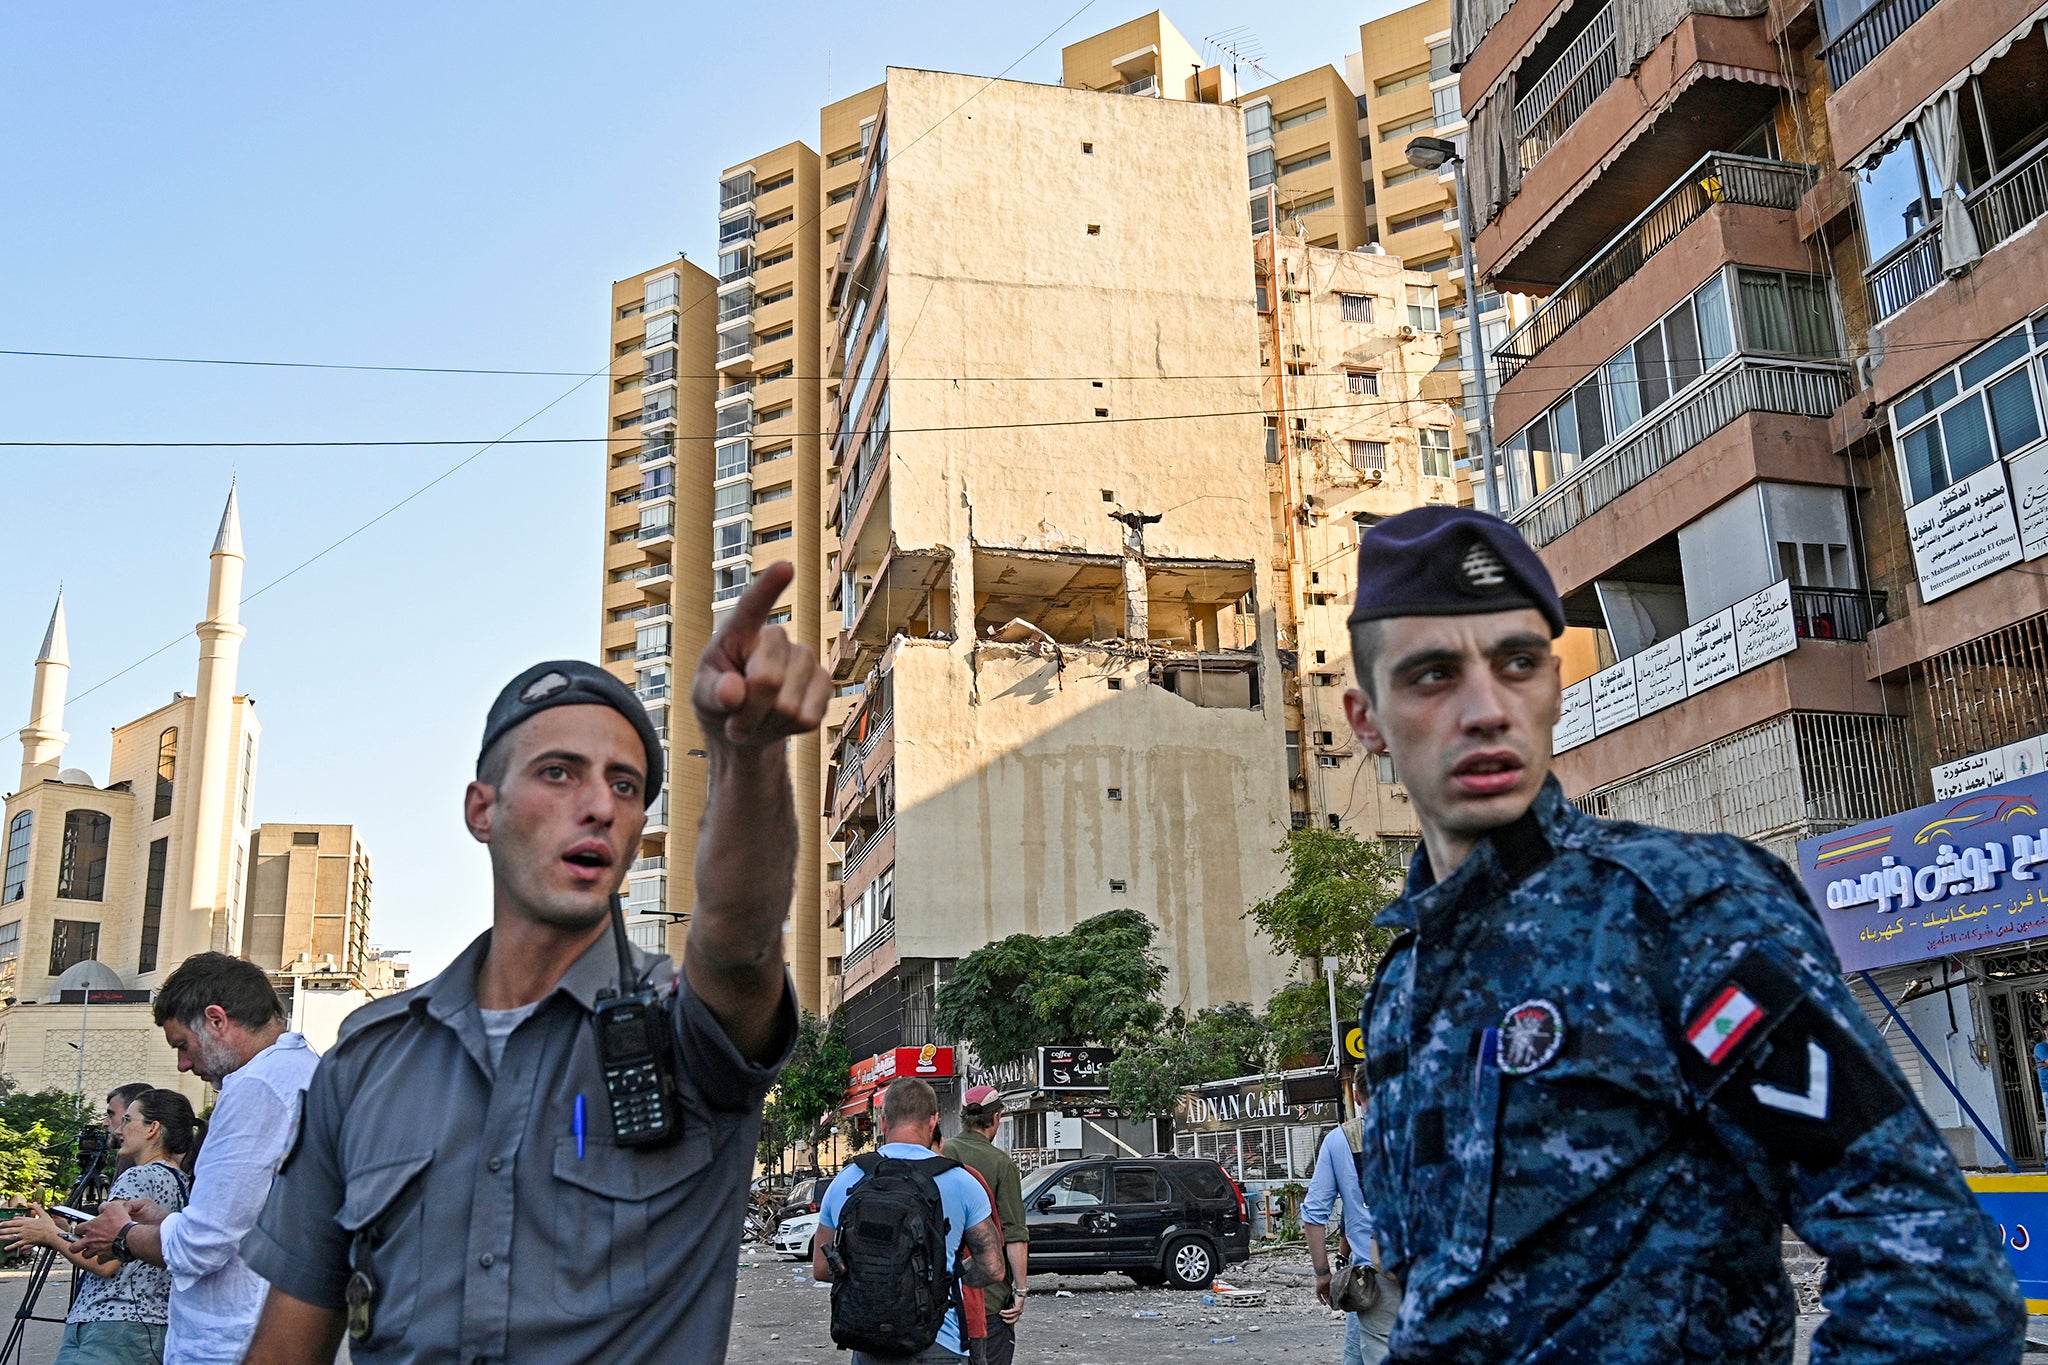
[1341,506,2021,1363]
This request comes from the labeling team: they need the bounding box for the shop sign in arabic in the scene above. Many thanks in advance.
[1906,462,2023,601]
[2006,445,2048,563]
[1796,772,2048,971]
[1037,1045,1115,1092]
[1556,581,1797,755]
[1934,734,2048,800]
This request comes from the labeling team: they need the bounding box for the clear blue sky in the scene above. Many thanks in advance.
[0,2,1402,978]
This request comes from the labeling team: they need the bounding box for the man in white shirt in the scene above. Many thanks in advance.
[76,952,320,1365]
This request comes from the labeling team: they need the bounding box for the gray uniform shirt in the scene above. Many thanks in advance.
[242,927,795,1364]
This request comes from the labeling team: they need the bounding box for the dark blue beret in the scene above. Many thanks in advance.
[1347,506,1564,637]
[479,660,664,805]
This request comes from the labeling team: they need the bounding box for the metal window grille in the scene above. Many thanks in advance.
[1919,610,2048,765]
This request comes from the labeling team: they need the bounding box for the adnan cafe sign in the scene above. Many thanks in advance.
[1795,772,2048,972]
[840,1045,956,1118]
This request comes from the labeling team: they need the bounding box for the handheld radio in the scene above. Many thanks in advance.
[592,893,683,1148]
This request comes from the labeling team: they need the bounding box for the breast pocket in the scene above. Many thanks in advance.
[550,1130,714,1318]
[336,1151,435,1349]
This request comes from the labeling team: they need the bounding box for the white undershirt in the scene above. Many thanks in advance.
[479,1001,541,1074]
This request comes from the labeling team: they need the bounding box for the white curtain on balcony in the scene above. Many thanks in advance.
[1916,88,1985,276]
[1843,4,2048,173]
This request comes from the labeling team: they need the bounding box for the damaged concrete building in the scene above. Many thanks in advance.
[821,66,1298,1059]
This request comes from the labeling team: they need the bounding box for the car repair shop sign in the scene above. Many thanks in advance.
[1968,1174,2048,1312]
[1795,773,2048,971]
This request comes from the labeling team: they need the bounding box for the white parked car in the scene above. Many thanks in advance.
[774,1211,820,1261]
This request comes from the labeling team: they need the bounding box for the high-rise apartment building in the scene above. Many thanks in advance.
[242,823,372,981]
[601,260,717,960]
[1452,0,2048,1167]
[1258,236,1450,838]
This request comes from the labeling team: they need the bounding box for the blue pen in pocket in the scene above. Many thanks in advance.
[574,1094,587,1160]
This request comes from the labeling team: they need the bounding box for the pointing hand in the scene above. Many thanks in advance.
[692,561,831,749]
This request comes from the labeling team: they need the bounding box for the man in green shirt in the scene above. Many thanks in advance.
[944,1087,1028,1365]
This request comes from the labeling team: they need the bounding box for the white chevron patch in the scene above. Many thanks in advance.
[1751,1040,1830,1120]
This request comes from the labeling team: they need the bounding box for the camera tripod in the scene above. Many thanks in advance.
[0,1131,111,1365]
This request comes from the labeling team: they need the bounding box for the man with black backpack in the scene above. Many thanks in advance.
[814,1079,1006,1363]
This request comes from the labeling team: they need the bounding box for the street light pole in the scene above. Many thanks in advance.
[1448,156,1502,516]
[1405,136,1501,515]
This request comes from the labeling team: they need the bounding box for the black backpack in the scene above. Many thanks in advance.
[829,1152,959,1357]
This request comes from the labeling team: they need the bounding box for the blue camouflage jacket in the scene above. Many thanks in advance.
[1360,778,2022,1364]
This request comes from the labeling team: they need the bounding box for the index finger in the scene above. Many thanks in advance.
[711,560,796,664]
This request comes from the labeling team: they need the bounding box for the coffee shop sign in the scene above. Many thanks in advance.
[1177,1085,1291,1125]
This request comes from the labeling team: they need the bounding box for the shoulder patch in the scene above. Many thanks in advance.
[1680,945,1907,1166]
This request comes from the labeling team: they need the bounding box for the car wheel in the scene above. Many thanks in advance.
[1163,1236,1215,1290]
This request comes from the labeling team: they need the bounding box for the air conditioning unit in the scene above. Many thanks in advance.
[1360,466,1385,484]
[1398,325,1419,340]
[1289,775,1309,790]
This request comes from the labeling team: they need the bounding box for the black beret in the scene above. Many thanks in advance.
[479,661,664,805]
[1347,506,1564,637]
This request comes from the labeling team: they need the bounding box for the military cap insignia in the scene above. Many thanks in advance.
[1497,998,1564,1075]
[1456,539,1509,595]
[520,671,571,703]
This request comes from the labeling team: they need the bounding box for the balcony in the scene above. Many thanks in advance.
[1867,136,2048,323]
[1823,0,1939,89]
[712,580,749,605]
[636,520,675,546]
[634,562,674,598]
[1496,155,1816,381]
[716,406,753,441]
[716,379,753,406]
[717,329,752,367]
[1790,587,1888,642]
[1118,74,1161,97]
[719,171,754,212]
[719,213,755,247]
[1512,357,1852,548]
[1514,0,1616,173]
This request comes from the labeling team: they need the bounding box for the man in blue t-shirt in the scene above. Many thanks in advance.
[816,1079,1004,1363]
[2033,1024,2048,1121]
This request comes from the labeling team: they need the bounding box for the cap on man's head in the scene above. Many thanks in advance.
[478,661,664,805]
[962,1084,1004,1114]
[1347,506,1564,638]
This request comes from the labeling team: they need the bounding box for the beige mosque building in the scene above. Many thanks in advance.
[0,489,377,1104]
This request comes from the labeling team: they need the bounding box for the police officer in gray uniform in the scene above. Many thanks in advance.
[239,561,830,1364]
[1342,507,2021,1363]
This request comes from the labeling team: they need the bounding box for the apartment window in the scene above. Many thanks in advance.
[715,440,750,480]
[1736,270,1838,358]
[2,813,30,905]
[615,339,643,357]
[754,483,793,505]
[828,146,863,167]
[1282,150,1332,176]
[643,350,676,384]
[1350,440,1388,470]
[713,484,750,519]
[636,664,670,702]
[1432,84,1463,127]
[636,623,671,660]
[1382,164,1435,189]
[1243,103,1273,142]
[1377,754,1399,783]
[1420,428,1453,479]
[757,326,794,345]
[1381,113,1435,142]
[1265,417,1280,463]
[767,607,792,626]
[613,376,641,395]
[1340,293,1374,323]
[754,442,791,465]
[1278,103,1328,131]
[1405,284,1439,331]
[718,287,752,323]
[1251,197,1271,235]
[644,274,680,313]
[716,522,748,559]
[1248,148,1276,190]
[1375,70,1428,95]
[1429,41,1453,81]
[155,728,177,821]
[0,921,17,976]
[718,244,752,282]
[645,312,677,347]
[1892,318,2048,504]
[614,413,641,430]
[758,211,793,230]
[640,466,674,499]
[617,301,644,320]
[57,810,110,901]
[759,249,793,268]
[1346,369,1380,395]
[1288,194,1336,221]
[828,185,857,205]
[757,172,794,192]
[756,526,793,546]
[48,919,99,976]
[1389,207,1447,234]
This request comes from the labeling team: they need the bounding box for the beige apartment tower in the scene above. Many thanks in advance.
[242,823,372,980]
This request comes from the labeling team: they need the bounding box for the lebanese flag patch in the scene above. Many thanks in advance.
[1686,984,1765,1066]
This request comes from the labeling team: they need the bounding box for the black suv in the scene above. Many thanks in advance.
[773,1175,832,1226]
[1022,1158,1250,1289]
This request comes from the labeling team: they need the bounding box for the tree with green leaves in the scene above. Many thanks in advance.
[757,1011,852,1170]
[1261,975,1365,1065]
[1105,1001,1268,1118]
[935,909,1168,1067]
[0,1081,87,1192]
[1246,827,1406,980]
[0,1118,58,1204]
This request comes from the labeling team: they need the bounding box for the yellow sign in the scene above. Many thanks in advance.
[1343,1025,1365,1061]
